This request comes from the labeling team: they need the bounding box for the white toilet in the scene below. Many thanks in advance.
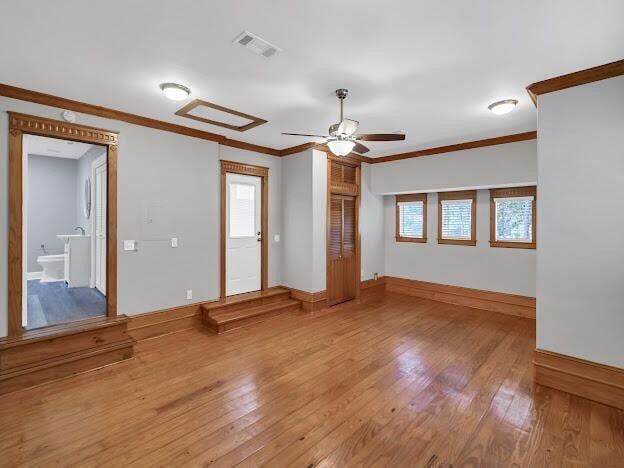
[37,254,66,282]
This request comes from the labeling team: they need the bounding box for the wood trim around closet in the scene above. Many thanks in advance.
[219,160,269,300]
[326,159,361,306]
[7,112,119,336]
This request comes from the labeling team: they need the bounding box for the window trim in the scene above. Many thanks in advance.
[437,190,477,246]
[489,186,536,249]
[395,193,427,243]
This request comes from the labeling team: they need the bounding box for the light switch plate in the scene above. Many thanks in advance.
[171,237,178,248]
[274,234,280,242]
[186,289,193,300]
[123,240,137,251]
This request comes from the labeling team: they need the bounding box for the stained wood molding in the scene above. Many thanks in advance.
[370,131,537,164]
[437,190,477,246]
[0,316,134,394]
[385,276,535,319]
[526,59,624,106]
[361,276,386,289]
[0,83,535,163]
[489,186,536,249]
[0,83,281,156]
[126,303,202,341]
[534,349,624,410]
[8,112,118,145]
[175,99,267,132]
[283,288,329,312]
[395,194,427,243]
[7,112,118,335]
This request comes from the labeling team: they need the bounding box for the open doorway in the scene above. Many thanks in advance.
[22,135,108,329]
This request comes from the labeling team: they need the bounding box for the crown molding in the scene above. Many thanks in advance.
[0,83,530,164]
[369,131,537,164]
[526,59,624,106]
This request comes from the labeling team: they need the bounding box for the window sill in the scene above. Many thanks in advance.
[490,241,536,249]
[438,238,476,246]
[396,236,427,243]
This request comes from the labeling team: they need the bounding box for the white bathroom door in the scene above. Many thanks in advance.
[94,158,107,295]
[226,173,261,296]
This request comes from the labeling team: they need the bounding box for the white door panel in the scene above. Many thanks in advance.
[94,159,107,295]
[226,173,261,296]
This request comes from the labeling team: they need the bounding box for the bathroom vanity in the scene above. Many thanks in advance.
[57,234,91,287]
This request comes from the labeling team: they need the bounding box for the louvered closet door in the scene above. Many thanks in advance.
[328,194,357,306]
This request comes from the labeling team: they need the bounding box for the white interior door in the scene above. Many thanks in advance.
[226,173,261,296]
[93,158,107,295]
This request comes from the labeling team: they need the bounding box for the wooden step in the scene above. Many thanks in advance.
[203,299,301,334]
[202,287,291,314]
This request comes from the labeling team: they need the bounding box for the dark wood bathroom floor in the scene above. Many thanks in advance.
[26,279,106,329]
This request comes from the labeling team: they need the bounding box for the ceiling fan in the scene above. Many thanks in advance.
[282,88,406,156]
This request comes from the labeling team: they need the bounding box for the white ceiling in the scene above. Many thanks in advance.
[25,135,94,159]
[2,1,623,156]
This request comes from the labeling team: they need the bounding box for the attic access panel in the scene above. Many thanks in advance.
[175,99,267,132]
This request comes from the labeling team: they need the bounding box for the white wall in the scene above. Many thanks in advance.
[0,98,284,336]
[27,154,78,272]
[384,190,536,296]
[280,150,314,291]
[372,139,537,195]
[375,139,538,297]
[360,164,384,281]
[536,76,624,369]
[311,150,327,292]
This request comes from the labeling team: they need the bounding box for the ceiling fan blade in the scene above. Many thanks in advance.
[352,141,370,154]
[282,132,328,138]
[337,119,359,136]
[355,133,406,141]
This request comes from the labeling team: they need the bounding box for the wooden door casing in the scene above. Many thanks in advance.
[326,158,361,306]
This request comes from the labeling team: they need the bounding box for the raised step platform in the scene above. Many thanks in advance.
[201,287,301,333]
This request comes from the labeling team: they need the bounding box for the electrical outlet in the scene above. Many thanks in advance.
[123,240,137,251]
[274,234,280,242]
[186,289,193,300]
[171,237,178,248]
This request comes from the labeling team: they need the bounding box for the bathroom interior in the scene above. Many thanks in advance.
[23,134,107,329]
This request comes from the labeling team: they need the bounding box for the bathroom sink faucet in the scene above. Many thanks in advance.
[74,226,86,235]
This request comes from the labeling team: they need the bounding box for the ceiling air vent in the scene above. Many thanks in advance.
[232,30,281,59]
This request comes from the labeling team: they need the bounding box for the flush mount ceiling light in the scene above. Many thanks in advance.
[488,99,518,115]
[160,82,191,101]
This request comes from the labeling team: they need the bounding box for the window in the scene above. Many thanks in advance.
[395,194,427,243]
[229,183,255,237]
[438,191,476,245]
[490,187,536,249]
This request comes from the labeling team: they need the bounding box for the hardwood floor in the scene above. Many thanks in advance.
[1,290,622,467]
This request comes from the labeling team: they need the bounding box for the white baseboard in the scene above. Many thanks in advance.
[26,271,42,280]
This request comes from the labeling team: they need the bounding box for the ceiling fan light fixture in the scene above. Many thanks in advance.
[488,99,518,115]
[160,82,191,101]
[327,139,356,156]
